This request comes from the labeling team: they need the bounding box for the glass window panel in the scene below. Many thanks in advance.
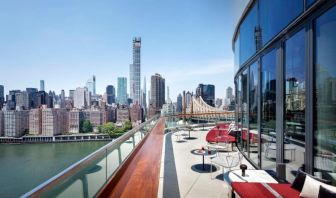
[242,70,248,154]
[261,48,277,170]
[313,6,336,183]
[249,62,259,165]
[234,34,240,73]
[240,4,258,65]
[237,76,243,149]
[259,0,303,46]
[306,0,316,7]
[284,29,306,182]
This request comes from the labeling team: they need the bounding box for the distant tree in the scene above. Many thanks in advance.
[82,120,93,133]
[123,121,132,131]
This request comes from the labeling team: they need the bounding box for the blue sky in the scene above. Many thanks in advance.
[0,0,247,100]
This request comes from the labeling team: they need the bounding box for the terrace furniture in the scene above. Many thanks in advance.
[191,148,217,172]
[265,143,296,161]
[230,168,336,198]
[226,169,278,184]
[211,151,243,180]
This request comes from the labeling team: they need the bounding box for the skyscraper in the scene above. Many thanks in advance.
[117,77,127,105]
[196,84,215,107]
[176,94,182,113]
[150,73,165,111]
[226,86,233,100]
[74,87,91,109]
[0,85,4,108]
[130,37,141,103]
[86,75,96,96]
[40,80,45,91]
[106,85,116,105]
[141,76,147,109]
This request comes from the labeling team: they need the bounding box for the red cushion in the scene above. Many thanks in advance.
[206,128,236,143]
[269,183,300,198]
[216,123,230,129]
[231,182,300,198]
[231,182,275,198]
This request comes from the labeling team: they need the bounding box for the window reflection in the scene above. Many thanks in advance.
[261,48,277,170]
[242,70,248,155]
[259,0,303,46]
[249,62,259,165]
[237,76,243,150]
[284,29,306,182]
[240,3,257,65]
[234,35,240,73]
[313,6,336,184]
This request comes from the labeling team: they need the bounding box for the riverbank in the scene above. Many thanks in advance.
[0,133,114,144]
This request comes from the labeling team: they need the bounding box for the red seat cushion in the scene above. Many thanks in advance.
[206,128,236,143]
[231,182,275,198]
[231,182,300,198]
[269,183,300,198]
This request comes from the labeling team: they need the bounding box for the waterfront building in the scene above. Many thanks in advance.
[74,87,91,109]
[0,111,4,136]
[161,102,176,117]
[116,105,130,123]
[40,80,45,91]
[130,37,141,104]
[15,91,30,110]
[130,102,142,123]
[117,77,127,105]
[176,94,182,113]
[29,109,42,135]
[196,84,215,107]
[150,73,165,113]
[41,108,67,136]
[86,75,96,96]
[4,109,29,137]
[106,85,116,105]
[69,109,84,133]
[0,85,4,108]
[233,0,336,182]
[83,109,103,131]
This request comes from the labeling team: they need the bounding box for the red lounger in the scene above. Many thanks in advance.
[206,128,236,143]
[231,182,300,198]
[216,123,231,130]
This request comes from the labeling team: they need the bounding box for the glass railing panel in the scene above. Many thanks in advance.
[106,148,120,180]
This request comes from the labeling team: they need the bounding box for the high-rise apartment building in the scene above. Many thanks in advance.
[117,77,127,105]
[74,87,91,109]
[176,94,182,113]
[116,105,130,123]
[69,90,75,100]
[130,102,142,123]
[141,76,147,109]
[196,84,215,107]
[226,86,233,100]
[26,88,38,109]
[130,37,141,103]
[106,85,116,105]
[40,80,45,91]
[4,109,29,137]
[86,75,96,96]
[83,109,103,131]
[0,111,4,136]
[29,109,42,135]
[7,90,20,110]
[41,108,67,136]
[150,73,165,111]
[15,91,30,110]
[68,109,83,133]
[0,85,4,108]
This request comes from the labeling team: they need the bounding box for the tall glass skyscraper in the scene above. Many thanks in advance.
[130,37,141,104]
[40,80,45,92]
[106,85,116,105]
[117,77,127,105]
[86,75,96,96]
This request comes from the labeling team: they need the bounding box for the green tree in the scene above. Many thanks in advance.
[123,121,132,131]
[82,120,93,133]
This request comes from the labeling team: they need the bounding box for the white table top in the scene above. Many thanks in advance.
[226,169,278,184]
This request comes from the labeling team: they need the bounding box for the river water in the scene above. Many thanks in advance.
[0,141,110,198]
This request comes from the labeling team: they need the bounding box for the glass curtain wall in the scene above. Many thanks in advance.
[284,29,306,182]
[313,6,336,181]
[261,48,277,170]
[237,76,243,149]
[249,62,259,164]
[242,70,248,154]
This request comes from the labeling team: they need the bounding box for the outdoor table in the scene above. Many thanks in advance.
[225,169,278,184]
[191,149,217,172]
[181,127,194,140]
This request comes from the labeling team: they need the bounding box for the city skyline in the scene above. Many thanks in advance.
[0,0,248,99]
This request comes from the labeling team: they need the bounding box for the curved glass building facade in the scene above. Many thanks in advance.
[233,0,336,184]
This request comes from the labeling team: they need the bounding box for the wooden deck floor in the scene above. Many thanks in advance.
[98,118,166,198]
